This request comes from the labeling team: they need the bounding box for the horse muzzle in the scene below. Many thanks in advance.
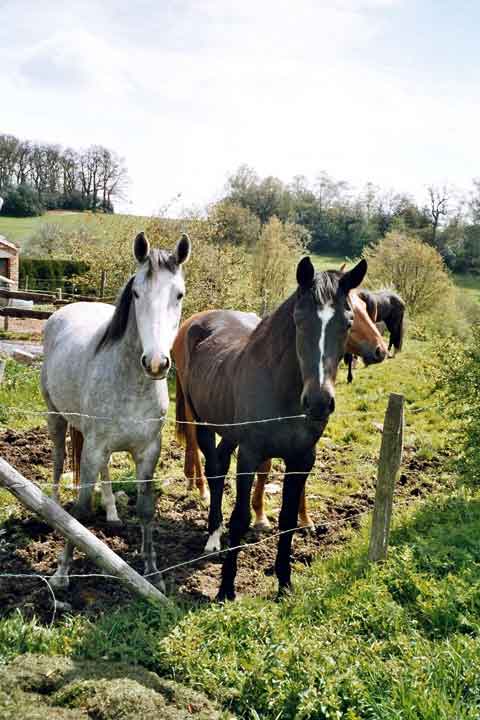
[362,343,388,366]
[141,352,171,379]
[301,384,335,423]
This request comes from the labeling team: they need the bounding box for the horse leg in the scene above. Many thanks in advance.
[184,403,209,502]
[184,418,197,492]
[298,486,315,530]
[204,436,234,552]
[134,436,163,590]
[252,459,272,529]
[50,442,107,590]
[274,449,315,595]
[47,412,67,504]
[344,353,354,384]
[100,461,120,524]
[218,446,258,601]
[197,426,222,551]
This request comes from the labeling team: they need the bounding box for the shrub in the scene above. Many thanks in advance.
[0,184,44,217]
[252,216,303,315]
[208,200,261,247]
[436,326,480,480]
[362,231,454,317]
[68,213,256,316]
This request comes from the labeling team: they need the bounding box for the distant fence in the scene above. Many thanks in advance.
[0,271,110,328]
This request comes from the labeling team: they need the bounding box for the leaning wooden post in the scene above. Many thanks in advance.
[368,393,404,562]
[0,458,167,604]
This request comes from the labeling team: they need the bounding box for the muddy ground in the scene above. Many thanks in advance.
[0,426,443,623]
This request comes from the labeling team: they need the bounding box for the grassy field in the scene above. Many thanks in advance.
[1,326,473,718]
[0,242,479,718]
[0,212,84,251]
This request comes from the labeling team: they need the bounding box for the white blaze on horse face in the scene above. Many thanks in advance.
[134,266,185,377]
[317,304,335,385]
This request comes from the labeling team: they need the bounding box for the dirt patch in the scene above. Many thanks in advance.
[0,426,446,623]
[0,426,56,482]
[0,654,226,720]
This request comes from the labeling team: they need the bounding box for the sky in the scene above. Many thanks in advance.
[1,0,479,215]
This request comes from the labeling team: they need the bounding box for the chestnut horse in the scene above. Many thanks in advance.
[174,281,388,534]
[344,288,406,383]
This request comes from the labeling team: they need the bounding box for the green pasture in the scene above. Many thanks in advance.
[2,328,475,718]
[0,211,149,254]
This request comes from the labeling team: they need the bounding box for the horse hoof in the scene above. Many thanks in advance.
[199,488,210,504]
[148,572,166,593]
[71,505,93,523]
[49,572,69,591]
[204,527,223,553]
[299,518,316,532]
[254,517,271,531]
[217,588,235,602]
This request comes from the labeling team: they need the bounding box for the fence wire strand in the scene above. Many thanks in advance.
[0,496,421,626]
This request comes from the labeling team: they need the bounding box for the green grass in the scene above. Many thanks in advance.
[0,212,83,251]
[2,489,480,719]
[453,272,480,302]
[0,211,150,253]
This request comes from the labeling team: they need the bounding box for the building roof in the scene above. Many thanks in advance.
[0,274,15,285]
[0,235,19,254]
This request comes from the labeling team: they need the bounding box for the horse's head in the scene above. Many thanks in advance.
[132,231,191,379]
[294,257,367,422]
[347,291,388,365]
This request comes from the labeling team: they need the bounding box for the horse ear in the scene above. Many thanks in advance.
[175,233,191,265]
[340,259,367,293]
[296,256,315,289]
[133,232,150,264]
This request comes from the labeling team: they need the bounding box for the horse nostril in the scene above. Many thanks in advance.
[329,396,335,414]
[161,356,171,371]
[375,346,385,360]
[141,355,149,370]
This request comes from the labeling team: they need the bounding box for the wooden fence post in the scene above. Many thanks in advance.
[368,393,404,563]
[24,275,29,291]
[56,287,62,301]
[0,458,167,604]
[99,270,107,299]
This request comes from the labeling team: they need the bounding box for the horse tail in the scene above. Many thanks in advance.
[175,372,187,446]
[69,425,84,487]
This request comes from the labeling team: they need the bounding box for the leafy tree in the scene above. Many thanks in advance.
[0,184,44,217]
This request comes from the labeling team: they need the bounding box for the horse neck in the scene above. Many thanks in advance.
[248,293,303,405]
[108,306,145,379]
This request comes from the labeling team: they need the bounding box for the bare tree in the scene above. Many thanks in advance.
[428,185,449,246]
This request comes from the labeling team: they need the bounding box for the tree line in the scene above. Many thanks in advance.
[0,133,128,216]
[217,165,480,274]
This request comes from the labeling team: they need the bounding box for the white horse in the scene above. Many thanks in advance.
[41,231,191,590]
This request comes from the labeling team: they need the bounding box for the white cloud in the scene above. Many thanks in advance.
[0,0,478,214]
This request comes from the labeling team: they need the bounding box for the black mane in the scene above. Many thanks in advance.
[96,276,135,353]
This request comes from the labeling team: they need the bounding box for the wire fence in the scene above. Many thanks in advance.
[0,495,421,626]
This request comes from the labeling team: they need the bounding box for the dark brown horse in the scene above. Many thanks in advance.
[174,286,388,529]
[174,257,368,599]
[344,288,406,382]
